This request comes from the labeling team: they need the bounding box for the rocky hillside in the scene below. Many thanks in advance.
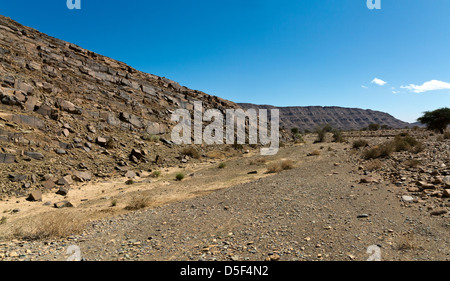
[0,15,239,197]
[239,103,412,132]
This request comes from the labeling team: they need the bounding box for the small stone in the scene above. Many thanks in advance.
[360,177,379,184]
[357,214,370,218]
[443,189,450,198]
[125,170,137,179]
[430,209,447,216]
[27,191,42,202]
[56,186,70,196]
[54,201,74,208]
[402,195,414,202]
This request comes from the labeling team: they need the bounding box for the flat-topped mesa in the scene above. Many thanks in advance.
[239,103,411,131]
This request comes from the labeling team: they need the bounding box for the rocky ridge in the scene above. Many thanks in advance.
[0,14,239,197]
[239,103,412,131]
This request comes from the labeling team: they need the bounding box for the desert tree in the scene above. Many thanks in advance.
[417,107,450,134]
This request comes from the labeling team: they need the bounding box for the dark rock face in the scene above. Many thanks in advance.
[239,103,412,131]
[0,14,240,197]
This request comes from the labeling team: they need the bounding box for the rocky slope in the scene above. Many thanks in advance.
[239,103,412,131]
[0,14,239,197]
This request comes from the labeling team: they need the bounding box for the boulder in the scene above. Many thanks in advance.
[57,175,73,186]
[72,171,92,182]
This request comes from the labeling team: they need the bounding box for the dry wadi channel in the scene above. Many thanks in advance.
[0,132,449,261]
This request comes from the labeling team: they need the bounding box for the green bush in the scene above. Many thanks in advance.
[218,163,226,169]
[176,173,185,181]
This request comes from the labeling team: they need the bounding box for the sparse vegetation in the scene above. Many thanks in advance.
[249,157,268,165]
[363,135,423,159]
[266,160,294,173]
[280,159,294,170]
[218,162,226,169]
[105,138,116,149]
[12,212,84,240]
[0,216,6,225]
[111,199,118,207]
[142,134,160,142]
[368,123,380,131]
[151,170,162,178]
[125,195,151,211]
[364,159,382,171]
[314,124,333,143]
[331,130,345,143]
[181,147,201,159]
[125,179,135,185]
[353,139,369,149]
[176,173,185,181]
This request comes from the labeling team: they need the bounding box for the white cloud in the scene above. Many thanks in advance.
[361,85,368,89]
[400,80,450,93]
[371,78,387,86]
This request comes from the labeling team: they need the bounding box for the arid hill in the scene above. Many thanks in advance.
[239,103,412,131]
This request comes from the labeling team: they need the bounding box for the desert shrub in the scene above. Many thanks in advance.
[151,170,161,178]
[314,124,333,143]
[280,160,294,170]
[444,131,450,139]
[125,179,135,185]
[142,134,159,142]
[266,160,294,173]
[332,130,345,143]
[105,138,116,149]
[363,136,423,159]
[206,150,224,159]
[249,157,267,165]
[176,173,185,181]
[181,147,201,159]
[291,128,299,135]
[353,139,369,149]
[363,143,394,159]
[232,143,244,150]
[218,162,226,169]
[266,163,282,173]
[0,216,6,225]
[125,195,151,211]
[365,159,382,171]
[368,123,380,131]
[294,133,304,143]
[111,199,118,207]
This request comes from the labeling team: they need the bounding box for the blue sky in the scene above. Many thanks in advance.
[1,0,450,123]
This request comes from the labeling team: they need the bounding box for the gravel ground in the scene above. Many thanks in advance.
[1,143,448,261]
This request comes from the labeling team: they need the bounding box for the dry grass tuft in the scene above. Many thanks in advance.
[206,150,225,159]
[125,194,152,211]
[11,211,85,240]
[181,147,201,159]
[249,157,268,165]
[266,160,295,173]
[365,159,382,171]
